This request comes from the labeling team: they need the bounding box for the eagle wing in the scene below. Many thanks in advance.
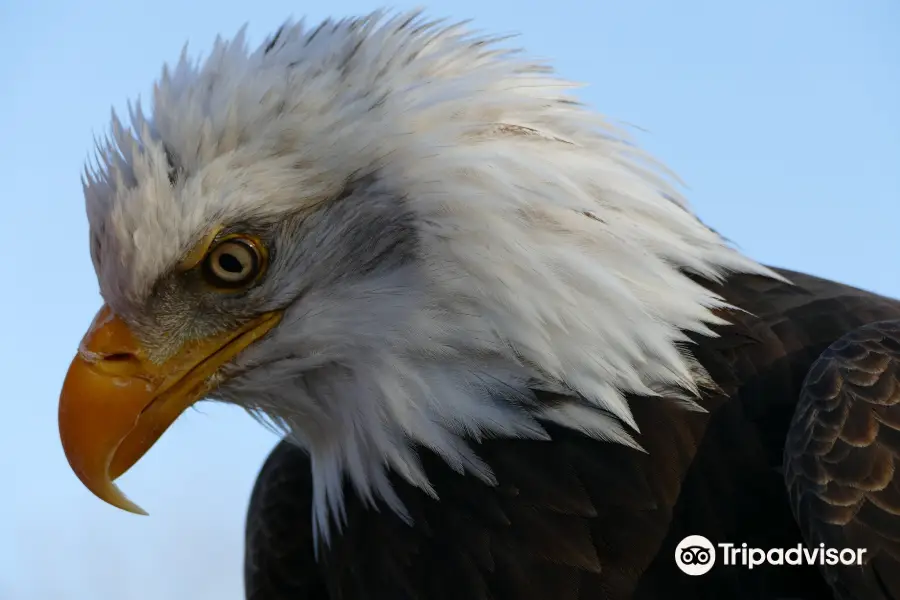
[244,269,900,600]
[785,319,900,600]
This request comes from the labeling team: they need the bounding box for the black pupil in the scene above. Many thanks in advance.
[218,252,245,274]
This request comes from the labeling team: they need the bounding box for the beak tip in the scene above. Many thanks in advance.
[72,466,150,516]
[102,484,150,516]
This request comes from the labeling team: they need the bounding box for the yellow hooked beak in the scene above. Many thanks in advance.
[58,304,281,514]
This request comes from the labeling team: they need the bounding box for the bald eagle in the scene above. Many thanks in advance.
[57,10,900,600]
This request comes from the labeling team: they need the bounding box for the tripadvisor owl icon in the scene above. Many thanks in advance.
[675,535,716,575]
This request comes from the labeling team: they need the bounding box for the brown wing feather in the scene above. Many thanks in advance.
[784,319,900,600]
[245,268,900,600]
[244,441,325,599]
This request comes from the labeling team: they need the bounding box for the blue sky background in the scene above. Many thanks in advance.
[1,0,897,598]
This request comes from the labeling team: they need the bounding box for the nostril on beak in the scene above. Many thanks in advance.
[95,352,144,377]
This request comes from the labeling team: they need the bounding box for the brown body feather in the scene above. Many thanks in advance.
[785,320,900,600]
[244,268,900,599]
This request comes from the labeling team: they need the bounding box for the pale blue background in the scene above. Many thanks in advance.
[2,1,897,598]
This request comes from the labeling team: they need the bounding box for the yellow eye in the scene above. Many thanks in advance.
[202,235,266,289]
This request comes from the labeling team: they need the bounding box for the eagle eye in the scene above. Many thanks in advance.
[202,235,266,289]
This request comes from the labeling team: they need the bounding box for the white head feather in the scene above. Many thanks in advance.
[82,9,784,544]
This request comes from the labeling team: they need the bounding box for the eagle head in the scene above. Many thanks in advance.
[57,9,778,541]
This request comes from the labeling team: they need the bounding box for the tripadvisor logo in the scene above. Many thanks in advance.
[675,535,716,576]
[675,535,867,576]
